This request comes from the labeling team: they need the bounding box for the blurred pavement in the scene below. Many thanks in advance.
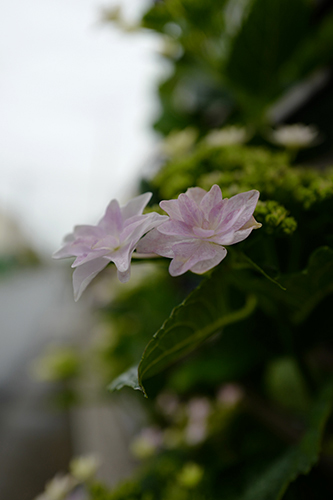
[0,264,91,500]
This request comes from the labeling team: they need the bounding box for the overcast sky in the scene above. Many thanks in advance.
[0,0,166,254]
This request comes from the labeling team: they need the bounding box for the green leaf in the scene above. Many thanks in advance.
[225,0,310,114]
[108,365,141,392]
[241,381,333,500]
[236,251,286,290]
[138,265,257,393]
[281,246,333,324]
[232,247,333,325]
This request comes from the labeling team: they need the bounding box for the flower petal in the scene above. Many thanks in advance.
[178,193,203,226]
[53,225,102,259]
[157,219,194,237]
[240,215,262,231]
[98,199,123,234]
[110,243,133,273]
[169,240,218,276]
[72,258,109,301]
[117,267,131,283]
[190,245,227,274]
[159,199,183,220]
[73,225,104,238]
[192,227,215,238]
[53,235,75,259]
[212,216,262,245]
[199,184,223,218]
[92,235,120,251]
[207,199,228,228]
[185,187,207,204]
[136,229,183,258]
[71,248,110,268]
[122,212,168,246]
[216,190,260,233]
[121,192,152,220]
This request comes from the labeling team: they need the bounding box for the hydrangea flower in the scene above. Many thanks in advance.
[53,193,167,301]
[137,185,261,277]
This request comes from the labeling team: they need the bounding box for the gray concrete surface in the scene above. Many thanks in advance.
[0,264,91,500]
[0,263,142,499]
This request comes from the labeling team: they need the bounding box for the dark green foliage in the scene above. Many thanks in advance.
[139,0,333,144]
[240,382,333,500]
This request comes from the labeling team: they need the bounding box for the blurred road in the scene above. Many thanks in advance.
[0,264,91,500]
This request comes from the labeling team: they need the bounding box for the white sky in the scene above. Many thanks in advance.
[0,0,167,254]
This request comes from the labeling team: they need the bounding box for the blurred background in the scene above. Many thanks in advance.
[2,0,333,498]
[0,1,164,498]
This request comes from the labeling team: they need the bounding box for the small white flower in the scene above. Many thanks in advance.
[204,126,250,146]
[217,384,243,406]
[70,454,100,482]
[34,474,76,500]
[269,123,319,149]
[130,427,163,459]
[161,128,198,157]
[185,397,211,445]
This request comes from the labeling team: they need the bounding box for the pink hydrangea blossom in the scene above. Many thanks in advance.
[53,193,167,301]
[136,185,261,276]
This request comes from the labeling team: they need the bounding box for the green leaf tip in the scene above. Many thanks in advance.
[108,365,142,393]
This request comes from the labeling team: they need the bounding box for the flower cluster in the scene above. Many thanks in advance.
[54,186,261,300]
[53,193,167,300]
[137,185,261,276]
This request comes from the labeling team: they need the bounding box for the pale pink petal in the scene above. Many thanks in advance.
[69,239,98,256]
[117,267,131,283]
[240,215,262,230]
[123,214,144,228]
[136,229,183,258]
[53,227,100,259]
[185,187,207,204]
[199,184,223,218]
[192,227,215,238]
[121,192,152,220]
[91,235,120,250]
[122,212,168,245]
[98,199,123,234]
[71,249,110,268]
[178,193,203,226]
[137,212,169,235]
[190,245,227,274]
[169,240,217,276]
[212,216,261,245]
[160,199,183,220]
[73,225,104,239]
[121,217,151,241]
[211,227,253,246]
[53,236,75,259]
[72,258,109,301]
[157,219,194,237]
[207,199,228,228]
[110,243,132,273]
[216,190,259,233]
[53,245,74,259]
[54,236,97,260]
